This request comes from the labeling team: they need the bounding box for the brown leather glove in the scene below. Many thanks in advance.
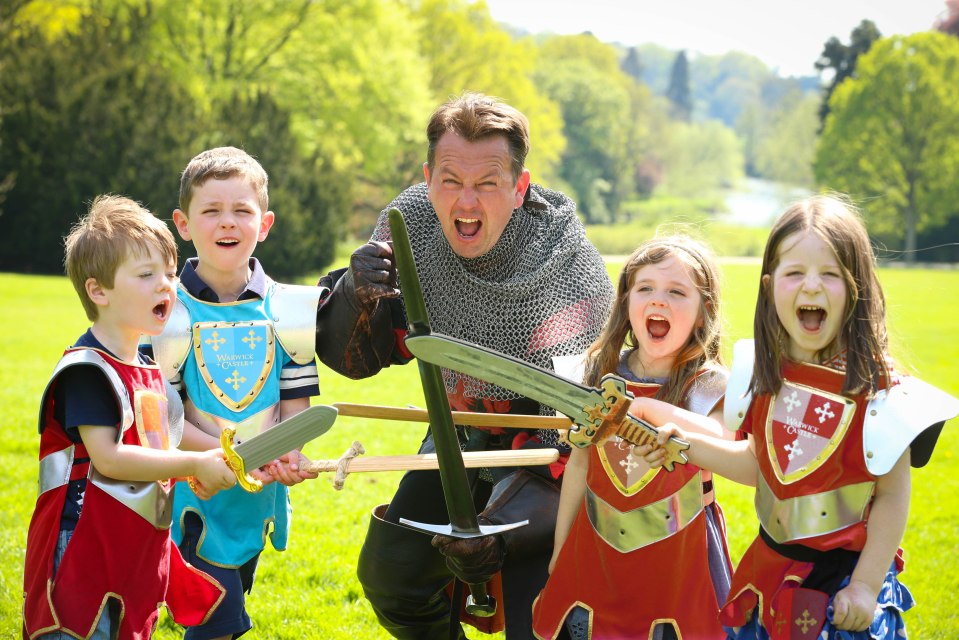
[315,242,399,379]
[346,241,399,308]
[430,527,505,585]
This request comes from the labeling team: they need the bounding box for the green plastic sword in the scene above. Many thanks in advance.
[389,208,525,618]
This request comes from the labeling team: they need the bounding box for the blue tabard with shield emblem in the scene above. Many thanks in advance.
[171,282,294,568]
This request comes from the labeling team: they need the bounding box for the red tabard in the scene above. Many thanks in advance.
[23,348,224,640]
[720,359,895,630]
[532,381,730,640]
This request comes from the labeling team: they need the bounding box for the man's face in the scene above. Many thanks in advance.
[424,133,530,259]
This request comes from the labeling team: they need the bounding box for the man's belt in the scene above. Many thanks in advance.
[585,473,705,553]
[756,474,874,544]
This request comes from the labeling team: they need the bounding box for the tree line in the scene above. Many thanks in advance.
[2,0,957,276]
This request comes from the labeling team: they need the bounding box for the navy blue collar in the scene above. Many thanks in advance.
[179,257,267,303]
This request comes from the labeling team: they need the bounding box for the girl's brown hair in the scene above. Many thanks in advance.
[751,194,888,397]
[583,236,722,406]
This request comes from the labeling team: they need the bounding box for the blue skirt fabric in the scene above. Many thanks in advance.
[730,564,914,640]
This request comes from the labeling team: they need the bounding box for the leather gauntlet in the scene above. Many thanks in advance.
[315,242,398,379]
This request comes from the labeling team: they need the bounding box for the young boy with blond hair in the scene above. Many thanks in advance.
[23,194,235,639]
[148,146,325,639]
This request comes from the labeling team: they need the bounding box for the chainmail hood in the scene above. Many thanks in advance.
[373,182,614,416]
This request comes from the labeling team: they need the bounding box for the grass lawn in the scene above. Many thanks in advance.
[2,261,958,638]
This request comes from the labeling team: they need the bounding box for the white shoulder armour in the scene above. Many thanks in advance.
[863,376,959,475]
[551,353,587,384]
[271,283,327,365]
[723,339,754,431]
[146,298,192,380]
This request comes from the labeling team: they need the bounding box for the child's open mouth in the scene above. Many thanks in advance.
[797,305,826,332]
[153,300,170,321]
[647,315,670,339]
[216,239,240,247]
[454,217,481,239]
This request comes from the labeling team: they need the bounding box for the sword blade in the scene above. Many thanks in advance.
[404,333,601,426]
[232,405,338,470]
[389,209,498,617]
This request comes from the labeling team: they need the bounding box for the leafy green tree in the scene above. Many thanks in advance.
[753,90,819,186]
[149,0,432,195]
[0,2,202,273]
[412,0,565,184]
[814,19,881,129]
[815,32,959,260]
[184,91,344,279]
[534,34,647,223]
[665,50,692,121]
[621,46,644,83]
[655,118,743,197]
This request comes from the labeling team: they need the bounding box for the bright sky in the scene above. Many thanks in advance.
[483,0,949,77]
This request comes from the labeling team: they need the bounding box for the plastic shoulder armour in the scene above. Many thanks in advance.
[149,283,327,376]
[551,353,587,383]
[684,366,728,416]
[269,282,327,365]
[147,297,192,381]
[724,339,754,431]
[863,375,959,475]
[39,349,133,441]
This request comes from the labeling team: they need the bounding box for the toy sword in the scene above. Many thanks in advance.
[404,333,691,471]
[220,404,339,492]
[389,208,523,618]
[301,441,560,490]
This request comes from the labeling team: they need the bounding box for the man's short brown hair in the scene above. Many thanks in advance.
[426,92,530,181]
[65,194,177,320]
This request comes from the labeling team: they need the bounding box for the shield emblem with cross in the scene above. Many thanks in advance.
[193,321,275,411]
[765,380,856,484]
[597,437,659,495]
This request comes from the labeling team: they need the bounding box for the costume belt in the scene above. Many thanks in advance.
[586,473,704,553]
[756,473,874,544]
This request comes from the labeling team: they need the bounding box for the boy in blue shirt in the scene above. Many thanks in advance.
[149,146,325,639]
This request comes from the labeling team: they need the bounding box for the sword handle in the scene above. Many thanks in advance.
[568,375,690,471]
[220,426,264,493]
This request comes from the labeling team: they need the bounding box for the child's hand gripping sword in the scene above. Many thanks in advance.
[218,404,339,492]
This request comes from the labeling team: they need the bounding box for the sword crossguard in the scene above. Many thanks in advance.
[567,375,690,471]
[220,426,264,493]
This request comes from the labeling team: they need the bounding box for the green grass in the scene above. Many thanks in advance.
[2,263,958,638]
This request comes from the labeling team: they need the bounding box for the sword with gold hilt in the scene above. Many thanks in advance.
[217,404,339,492]
[388,208,524,618]
[404,333,692,471]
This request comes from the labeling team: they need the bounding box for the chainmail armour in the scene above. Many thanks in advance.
[372,182,614,446]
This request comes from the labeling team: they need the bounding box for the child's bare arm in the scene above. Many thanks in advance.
[78,425,235,497]
[178,416,221,452]
[550,444,588,573]
[832,450,911,631]
[629,397,759,486]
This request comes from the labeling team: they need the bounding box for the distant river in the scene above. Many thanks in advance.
[722,177,812,227]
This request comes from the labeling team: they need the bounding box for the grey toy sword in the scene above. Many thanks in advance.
[404,333,691,471]
[221,404,339,492]
[389,208,525,618]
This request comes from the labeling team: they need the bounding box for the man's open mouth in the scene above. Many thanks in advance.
[454,217,481,238]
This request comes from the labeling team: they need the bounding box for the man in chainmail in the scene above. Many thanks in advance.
[315,93,613,639]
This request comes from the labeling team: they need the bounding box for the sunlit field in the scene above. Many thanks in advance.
[2,260,957,638]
